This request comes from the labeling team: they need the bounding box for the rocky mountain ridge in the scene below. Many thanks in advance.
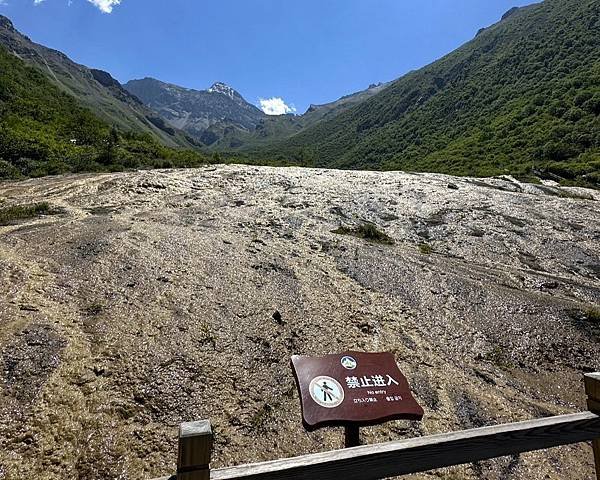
[0,15,194,148]
[207,81,245,101]
[123,77,265,146]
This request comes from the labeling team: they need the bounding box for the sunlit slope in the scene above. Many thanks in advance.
[0,15,194,148]
[274,0,600,184]
[0,45,207,178]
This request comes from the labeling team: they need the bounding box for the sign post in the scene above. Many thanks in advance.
[291,351,424,448]
[344,424,360,448]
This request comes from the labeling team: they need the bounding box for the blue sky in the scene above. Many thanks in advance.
[1,0,537,114]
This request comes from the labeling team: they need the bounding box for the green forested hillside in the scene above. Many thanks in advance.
[0,15,195,149]
[2,0,600,183]
[0,46,207,179]
[271,0,600,185]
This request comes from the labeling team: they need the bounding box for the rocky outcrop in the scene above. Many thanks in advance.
[0,14,15,31]
[90,68,122,89]
[124,77,265,144]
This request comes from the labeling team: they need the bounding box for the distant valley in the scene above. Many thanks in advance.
[123,77,388,149]
[0,0,598,187]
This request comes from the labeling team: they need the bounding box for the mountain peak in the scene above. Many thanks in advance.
[124,77,265,145]
[501,6,520,21]
[208,82,240,100]
[91,69,121,88]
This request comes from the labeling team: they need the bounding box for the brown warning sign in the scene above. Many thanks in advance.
[291,351,424,431]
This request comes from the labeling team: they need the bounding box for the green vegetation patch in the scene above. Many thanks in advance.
[0,45,210,180]
[260,0,600,188]
[333,223,395,245]
[418,243,434,255]
[567,307,600,323]
[484,345,514,369]
[586,307,600,323]
[0,201,54,225]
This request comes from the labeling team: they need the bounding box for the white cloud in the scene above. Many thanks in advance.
[87,0,121,13]
[259,97,296,116]
[24,0,119,12]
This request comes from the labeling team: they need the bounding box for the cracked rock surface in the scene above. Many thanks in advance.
[0,165,599,480]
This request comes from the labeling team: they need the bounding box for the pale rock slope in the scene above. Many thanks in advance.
[0,166,599,479]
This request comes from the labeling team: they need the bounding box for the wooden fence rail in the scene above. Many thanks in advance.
[154,372,600,480]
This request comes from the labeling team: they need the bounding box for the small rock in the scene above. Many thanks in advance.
[272,310,284,325]
[447,183,459,190]
[358,322,375,334]
[74,371,96,386]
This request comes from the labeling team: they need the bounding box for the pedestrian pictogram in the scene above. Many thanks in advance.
[309,376,344,408]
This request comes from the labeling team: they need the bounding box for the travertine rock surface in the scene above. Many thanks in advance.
[0,165,599,479]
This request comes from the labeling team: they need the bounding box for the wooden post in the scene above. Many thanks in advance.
[177,420,213,480]
[345,424,360,448]
[585,372,600,480]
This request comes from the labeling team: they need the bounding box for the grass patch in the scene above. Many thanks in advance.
[484,345,514,369]
[586,307,600,322]
[199,321,216,348]
[418,243,434,255]
[557,188,595,200]
[332,223,394,245]
[0,202,53,225]
[249,403,274,432]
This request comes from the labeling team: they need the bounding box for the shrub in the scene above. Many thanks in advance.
[587,308,600,322]
[419,243,434,254]
[0,202,52,225]
[84,303,104,316]
[332,223,395,245]
[0,159,22,179]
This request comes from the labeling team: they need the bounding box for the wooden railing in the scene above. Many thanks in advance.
[154,372,600,480]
